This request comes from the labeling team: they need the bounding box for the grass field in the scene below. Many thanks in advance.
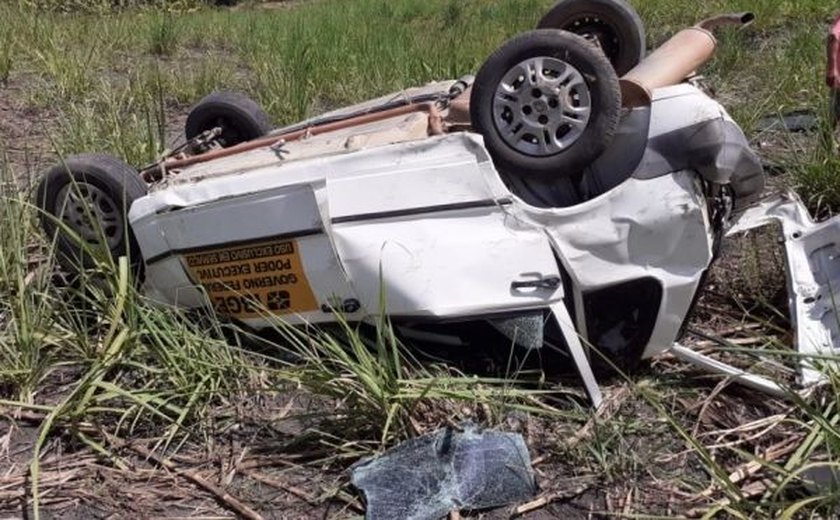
[2,0,840,518]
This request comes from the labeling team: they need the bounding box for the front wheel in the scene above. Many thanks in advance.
[470,29,621,178]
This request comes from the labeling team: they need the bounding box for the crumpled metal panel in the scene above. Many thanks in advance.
[729,193,840,385]
[632,85,764,209]
[351,426,536,520]
[508,171,714,359]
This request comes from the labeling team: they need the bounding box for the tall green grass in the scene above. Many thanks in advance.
[0,162,55,402]
[22,0,210,13]
[263,312,569,448]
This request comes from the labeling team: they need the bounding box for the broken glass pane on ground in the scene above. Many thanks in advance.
[351,426,536,520]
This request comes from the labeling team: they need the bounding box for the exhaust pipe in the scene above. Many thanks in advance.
[620,12,755,108]
[697,12,756,32]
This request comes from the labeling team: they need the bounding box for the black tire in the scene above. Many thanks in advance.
[35,154,147,276]
[185,91,273,148]
[470,29,621,177]
[537,0,646,76]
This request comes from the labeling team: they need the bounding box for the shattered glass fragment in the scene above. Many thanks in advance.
[351,426,536,520]
[488,313,544,350]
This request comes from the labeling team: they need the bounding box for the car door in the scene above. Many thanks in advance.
[325,134,563,318]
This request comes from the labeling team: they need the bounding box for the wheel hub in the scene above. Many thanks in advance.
[492,56,592,157]
[568,16,621,65]
[55,183,123,250]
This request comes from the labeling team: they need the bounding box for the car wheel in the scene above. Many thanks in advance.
[470,29,621,177]
[185,91,273,148]
[537,0,646,76]
[36,154,147,276]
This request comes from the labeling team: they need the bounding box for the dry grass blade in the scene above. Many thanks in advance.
[513,496,549,516]
[565,386,630,448]
[129,443,263,520]
[240,468,365,514]
[239,469,317,506]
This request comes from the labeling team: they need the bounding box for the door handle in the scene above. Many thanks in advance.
[511,275,561,291]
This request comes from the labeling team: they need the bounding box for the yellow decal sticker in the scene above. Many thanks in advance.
[183,239,318,318]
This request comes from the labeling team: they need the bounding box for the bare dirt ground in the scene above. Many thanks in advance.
[0,76,58,186]
[1,378,799,519]
[0,69,812,519]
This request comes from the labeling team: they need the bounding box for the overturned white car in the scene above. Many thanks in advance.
[35,1,832,405]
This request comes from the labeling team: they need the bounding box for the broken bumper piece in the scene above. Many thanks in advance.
[728,192,840,386]
[672,191,840,395]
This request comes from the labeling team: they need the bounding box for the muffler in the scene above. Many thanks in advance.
[620,12,755,107]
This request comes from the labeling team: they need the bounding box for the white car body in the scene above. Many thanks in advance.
[126,80,832,404]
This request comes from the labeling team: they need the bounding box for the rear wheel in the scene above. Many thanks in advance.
[470,29,621,177]
[537,0,646,76]
[35,154,147,276]
[185,91,273,148]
